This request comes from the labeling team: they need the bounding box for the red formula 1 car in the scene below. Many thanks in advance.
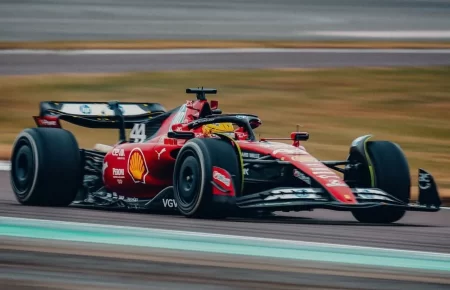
[10,88,441,223]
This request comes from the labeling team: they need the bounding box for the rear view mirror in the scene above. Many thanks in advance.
[291,132,309,141]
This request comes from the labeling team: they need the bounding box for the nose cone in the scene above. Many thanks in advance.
[271,148,357,204]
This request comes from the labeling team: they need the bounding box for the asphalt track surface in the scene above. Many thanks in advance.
[1,171,450,253]
[1,166,450,290]
[1,0,450,41]
[1,49,450,75]
[2,237,450,290]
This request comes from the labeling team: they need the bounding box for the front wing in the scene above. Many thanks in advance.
[236,169,441,213]
[72,169,441,215]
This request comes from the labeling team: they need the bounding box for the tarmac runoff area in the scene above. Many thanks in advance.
[1,48,450,75]
[1,217,450,290]
[2,162,450,289]
[2,238,450,290]
[1,0,449,41]
[2,216,450,272]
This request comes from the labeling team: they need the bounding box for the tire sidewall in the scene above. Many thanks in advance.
[351,140,410,223]
[173,138,240,218]
[173,140,212,216]
[10,130,41,203]
[10,128,82,206]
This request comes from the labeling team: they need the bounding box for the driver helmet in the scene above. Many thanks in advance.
[202,123,235,138]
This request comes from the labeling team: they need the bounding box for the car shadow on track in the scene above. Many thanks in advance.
[0,201,435,227]
[36,204,434,228]
[226,214,431,227]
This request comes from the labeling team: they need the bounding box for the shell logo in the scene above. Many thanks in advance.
[127,148,149,183]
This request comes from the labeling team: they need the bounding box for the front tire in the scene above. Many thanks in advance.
[10,128,82,206]
[350,141,410,223]
[173,138,242,218]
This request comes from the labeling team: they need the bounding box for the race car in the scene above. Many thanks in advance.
[10,87,441,223]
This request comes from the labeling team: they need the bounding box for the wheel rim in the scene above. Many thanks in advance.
[16,153,29,182]
[178,156,200,207]
[181,166,194,192]
[11,139,35,196]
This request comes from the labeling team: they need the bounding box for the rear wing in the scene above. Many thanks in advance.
[33,101,166,129]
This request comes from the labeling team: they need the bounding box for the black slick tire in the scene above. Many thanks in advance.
[173,138,242,218]
[352,141,410,223]
[10,128,82,206]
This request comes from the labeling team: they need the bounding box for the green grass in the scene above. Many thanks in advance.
[1,67,449,197]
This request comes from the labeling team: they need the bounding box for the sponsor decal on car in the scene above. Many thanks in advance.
[112,148,125,160]
[291,155,317,162]
[354,188,387,194]
[109,193,138,202]
[125,197,138,202]
[155,148,166,160]
[235,132,248,139]
[356,194,390,201]
[212,166,235,196]
[300,162,348,187]
[128,148,149,184]
[79,104,92,115]
[265,192,321,200]
[419,172,431,190]
[61,103,146,116]
[37,119,58,126]
[174,125,183,132]
[242,152,260,159]
[272,148,307,155]
[244,168,249,176]
[101,105,124,115]
[271,188,319,194]
[213,168,231,187]
[112,168,125,179]
[162,199,178,208]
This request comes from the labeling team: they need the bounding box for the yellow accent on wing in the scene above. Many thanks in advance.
[363,136,376,187]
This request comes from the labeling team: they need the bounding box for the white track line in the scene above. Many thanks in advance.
[307,30,450,39]
[2,215,450,257]
[0,161,10,171]
[1,48,450,55]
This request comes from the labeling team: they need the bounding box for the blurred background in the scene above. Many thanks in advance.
[1,0,450,41]
[1,1,450,289]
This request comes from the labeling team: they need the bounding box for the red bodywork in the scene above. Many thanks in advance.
[28,94,441,216]
[96,98,358,204]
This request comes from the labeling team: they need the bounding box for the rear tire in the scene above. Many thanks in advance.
[173,138,242,218]
[10,128,82,206]
[351,141,410,223]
